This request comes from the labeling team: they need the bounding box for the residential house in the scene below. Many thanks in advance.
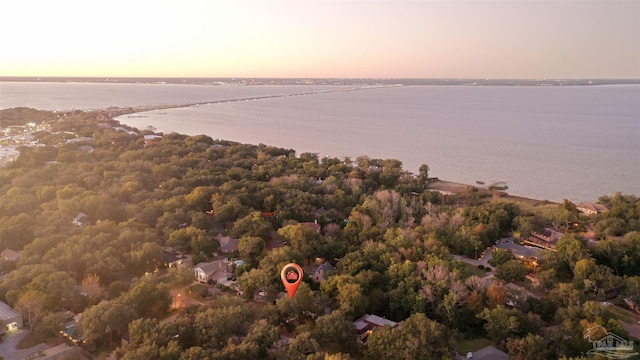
[0,300,23,334]
[218,236,240,254]
[66,137,94,144]
[0,248,21,262]
[72,212,89,227]
[0,146,19,160]
[112,126,138,135]
[162,249,186,268]
[194,259,235,284]
[577,202,609,216]
[505,282,541,306]
[465,345,509,360]
[301,220,321,233]
[77,145,94,153]
[144,134,162,146]
[495,241,541,267]
[310,261,335,283]
[314,207,327,218]
[524,227,562,251]
[353,314,398,342]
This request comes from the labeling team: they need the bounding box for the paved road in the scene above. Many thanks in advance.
[452,246,494,269]
[623,322,640,342]
[0,329,50,360]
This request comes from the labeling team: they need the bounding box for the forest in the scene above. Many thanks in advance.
[0,107,638,360]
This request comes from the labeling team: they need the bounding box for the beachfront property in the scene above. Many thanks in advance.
[523,227,563,251]
[577,202,609,216]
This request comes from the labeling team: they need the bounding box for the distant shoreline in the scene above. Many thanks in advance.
[427,179,559,205]
[1,76,639,87]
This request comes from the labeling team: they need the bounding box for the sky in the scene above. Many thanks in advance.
[1,0,638,79]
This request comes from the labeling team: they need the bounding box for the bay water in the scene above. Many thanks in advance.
[1,81,638,202]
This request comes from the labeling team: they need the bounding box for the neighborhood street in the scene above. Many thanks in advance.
[0,329,49,360]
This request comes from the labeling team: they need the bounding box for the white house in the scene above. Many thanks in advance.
[194,259,235,283]
[72,212,89,227]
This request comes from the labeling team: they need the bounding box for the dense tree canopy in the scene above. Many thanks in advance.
[0,108,637,359]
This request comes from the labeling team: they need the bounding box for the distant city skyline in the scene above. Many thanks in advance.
[1,0,638,79]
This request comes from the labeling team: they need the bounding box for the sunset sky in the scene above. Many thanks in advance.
[1,0,638,79]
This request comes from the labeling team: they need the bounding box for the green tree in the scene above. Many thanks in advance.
[506,333,551,360]
[281,331,319,360]
[243,319,279,358]
[364,313,454,360]
[167,227,217,255]
[277,223,322,261]
[231,211,272,240]
[477,305,521,343]
[120,275,171,318]
[311,311,357,354]
[238,235,266,268]
[336,282,368,319]
[14,290,45,330]
[488,249,515,267]
[495,260,529,283]
[417,164,430,186]
[0,213,37,250]
[79,301,137,347]
[193,305,255,350]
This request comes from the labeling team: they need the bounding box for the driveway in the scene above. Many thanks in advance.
[623,322,640,342]
[0,329,50,360]
[452,246,494,269]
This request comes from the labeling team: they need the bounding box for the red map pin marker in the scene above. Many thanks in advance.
[281,263,303,299]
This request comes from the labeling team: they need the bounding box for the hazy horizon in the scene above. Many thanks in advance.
[1,0,638,79]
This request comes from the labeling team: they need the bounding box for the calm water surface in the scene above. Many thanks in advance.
[2,82,638,202]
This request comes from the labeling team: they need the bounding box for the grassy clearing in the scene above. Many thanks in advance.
[606,304,640,324]
[457,337,493,354]
[186,283,211,301]
[460,261,490,279]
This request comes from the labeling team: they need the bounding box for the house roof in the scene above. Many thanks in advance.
[1,248,21,261]
[194,261,221,276]
[313,261,335,275]
[577,202,609,214]
[314,207,327,217]
[470,345,510,360]
[0,301,22,322]
[353,314,398,332]
[529,227,562,245]
[301,221,321,232]
[219,236,240,253]
[162,250,182,263]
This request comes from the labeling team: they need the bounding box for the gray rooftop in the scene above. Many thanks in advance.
[0,301,22,321]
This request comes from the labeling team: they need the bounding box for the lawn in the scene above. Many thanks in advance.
[457,337,493,355]
[460,261,490,279]
[187,283,211,301]
[606,304,640,324]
